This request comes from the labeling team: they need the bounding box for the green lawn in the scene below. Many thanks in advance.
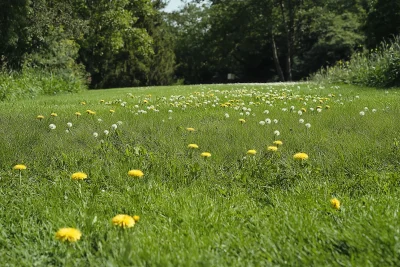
[1,83,399,266]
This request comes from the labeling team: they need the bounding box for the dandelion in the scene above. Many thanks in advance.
[110,109,115,114]
[168,110,173,113]
[49,124,56,130]
[273,140,283,146]
[325,105,330,109]
[317,108,322,113]
[188,144,199,149]
[143,100,149,104]
[98,118,103,123]
[305,123,311,129]
[71,172,88,180]
[55,228,82,242]
[75,112,81,117]
[80,101,86,105]
[13,164,27,170]
[359,111,365,116]
[128,169,144,178]
[330,198,341,210]
[37,115,44,120]
[267,146,278,152]
[265,118,271,124]
[299,119,304,124]
[117,121,123,125]
[67,122,73,128]
[100,99,105,103]
[111,124,118,130]
[247,149,257,155]
[273,119,278,124]
[51,113,57,117]
[274,130,280,136]
[297,110,303,115]
[201,152,211,158]
[186,127,195,132]
[263,110,269,114]
[104,130,109,136]
[133,215,140,222]
[93,132,98,138]
[259,121,266,126]
[224,113,230,118]
[112,214,135,228]
[372,109,377,113]
[293,152,309,161]
[239,119,246,124]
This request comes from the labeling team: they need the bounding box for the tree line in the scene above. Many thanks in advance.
[0,0,399,88]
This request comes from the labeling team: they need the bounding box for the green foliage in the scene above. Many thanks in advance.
[0,68,87,101]
[313,36,400,88]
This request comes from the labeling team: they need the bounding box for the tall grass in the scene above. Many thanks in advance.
[313,36,400,88]
[0,83,399,265]
[0,67,87,101]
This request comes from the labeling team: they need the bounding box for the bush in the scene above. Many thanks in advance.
[312,36,400,88]
[0,67,87,101]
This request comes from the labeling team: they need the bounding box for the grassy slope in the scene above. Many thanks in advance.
[0,83,399,266]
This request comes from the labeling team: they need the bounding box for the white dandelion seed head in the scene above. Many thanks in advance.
[67,122,72,128]
[299,119,304,124]
[273,119,278,124]
[263,110,270,114]
[117,121,123,125]
[93,132,98,138]
[104,130,109,135]
[259,121,266,126]
[49,124,56,130]
[359,111,365,116]
[274,130,280,136]
[98,118,103,122]
[225,113,230,118]
[239,112,244,116]
[317,108,322,113]
[310,108,315,111]
[372,109,377,113]
[298,110,303,115]
[245,111,250,116]
[111,124,118,130]
[364,107,369,111]
[305,123,311,128]
[265,118,271,124]
[168,110,173,113]
[65,129,70,133]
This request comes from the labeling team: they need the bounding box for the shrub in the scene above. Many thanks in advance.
[312,36,400,88]
[0,67,87,101]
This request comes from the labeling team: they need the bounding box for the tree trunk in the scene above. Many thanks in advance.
[271,34,285,82]
[279,0,293,81]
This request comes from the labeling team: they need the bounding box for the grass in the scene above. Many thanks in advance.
[1,83,400,266]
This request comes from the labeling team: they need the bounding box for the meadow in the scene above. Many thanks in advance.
[0,83,399,266]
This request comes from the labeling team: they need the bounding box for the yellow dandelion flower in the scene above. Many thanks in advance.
[273,140,283,146]
[128,169,144,178]
[13,164,27,170]
[100,99,105,103]
[71,172,88,180]
[133,215,140,222]
[293,152,309,160]
[301,108,307,113]
[75,112,81,117]
[51,113,57,117]
[55,228,82,242]
[330,198,341,210]
[109,109,115,113]
[186,127,195,132]
[37,115,44,120]
[267,146,278,152]
[112,214,135,228]
[80,101,86,105]
[143,100,149,104]
[86,110,96,115]
[325,105,330,109]
[201,152,211,158]
[247,149,257,155]
[239,119,246,124]
[188,144,199,149]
